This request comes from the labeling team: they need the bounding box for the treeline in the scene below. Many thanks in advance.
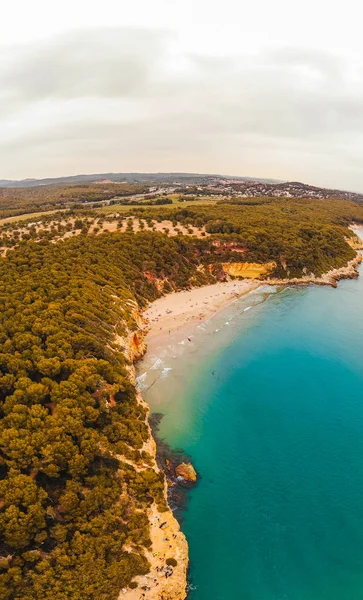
[108,198,173,207]
[0,184,147,219]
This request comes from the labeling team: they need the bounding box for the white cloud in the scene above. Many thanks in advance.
[2,2,363,189]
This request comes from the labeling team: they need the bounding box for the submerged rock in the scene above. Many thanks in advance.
[175,462,197,483]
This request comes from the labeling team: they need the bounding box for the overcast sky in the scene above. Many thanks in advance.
[2,0,363,190]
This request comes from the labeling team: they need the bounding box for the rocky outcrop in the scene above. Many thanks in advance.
[347,231,363,250]
[143,272,165,293]
[175,462,197,483]
[222,261,276,279]
[116,305,147,362]
[116,329,146,362]
[129,331,146,361]
[265,254,362,289]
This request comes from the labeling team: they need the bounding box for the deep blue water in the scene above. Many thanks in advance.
[141,245,363,600]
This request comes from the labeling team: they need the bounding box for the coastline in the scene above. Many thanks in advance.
[138,247,363,600]
[121,282,263,600]
[122,247,362,600]
[142,280,261,353]
[143,253,362,351]
[121,363,189,600]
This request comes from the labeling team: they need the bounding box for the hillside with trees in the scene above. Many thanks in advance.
[1,195,363,599]
[0,184,147,220]
[0,233,214,600]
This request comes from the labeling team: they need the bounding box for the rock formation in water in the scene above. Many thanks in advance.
[175,462,197,483]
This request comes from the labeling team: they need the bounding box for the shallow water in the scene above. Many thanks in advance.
[138,239,363,600]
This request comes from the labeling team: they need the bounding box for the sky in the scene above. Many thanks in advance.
[2,0,363,190]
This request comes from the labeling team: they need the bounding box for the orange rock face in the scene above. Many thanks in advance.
[175,462,197,482]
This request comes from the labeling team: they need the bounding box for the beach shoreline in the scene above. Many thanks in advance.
[138,244,363,600]
[142,280,261,353]
[142,253,362,351]
[122,249,362,600]
[120,369,188,600]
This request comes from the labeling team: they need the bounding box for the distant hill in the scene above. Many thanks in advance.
[0,172,283,188]
[221,180,363,203]
[1,172,362,203]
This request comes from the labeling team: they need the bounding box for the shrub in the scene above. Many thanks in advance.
[166,558,178,567]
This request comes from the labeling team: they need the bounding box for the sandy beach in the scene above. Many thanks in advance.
[141,250,363,351]
[142,280,261,350]
[121,281,260,599]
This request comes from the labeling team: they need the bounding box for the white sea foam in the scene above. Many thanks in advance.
[160,367,173,380]
[150,358,164,370]
[136,372,148,390]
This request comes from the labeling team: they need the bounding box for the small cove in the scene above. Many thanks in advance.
[138,237,363,600]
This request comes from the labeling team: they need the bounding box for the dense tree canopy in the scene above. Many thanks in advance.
[0,184,147,219]
[126,198,363,276]
[1,196,363,599]
[0,233,215,599]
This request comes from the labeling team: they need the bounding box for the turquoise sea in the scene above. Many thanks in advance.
[138,232,363,600]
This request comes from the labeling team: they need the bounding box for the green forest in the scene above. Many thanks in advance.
[0,184,147,219]
[0,233,214,600]
[1,194,363,599]
[120,197,363,277]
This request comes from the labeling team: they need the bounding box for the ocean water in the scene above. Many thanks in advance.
[138,239,363,600]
